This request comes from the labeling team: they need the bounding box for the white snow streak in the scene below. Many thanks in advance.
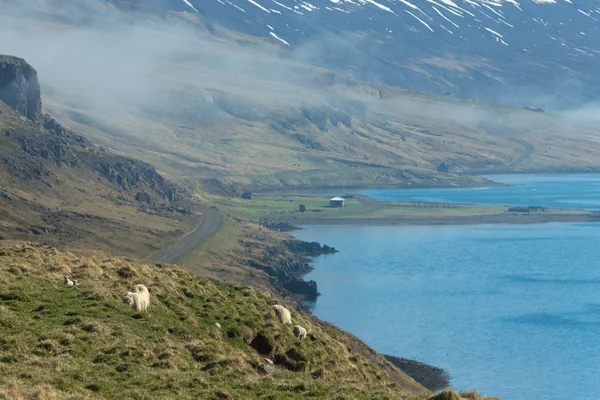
[485,27,503,37]
[272,0,293,10]
[406,10,435,31]
[398,0,420,10]
[432,6,460,27]
[440,24,454,33]
[364,0,395,13]
[182,0,198,12]
[248,0,271,12]
[226,0,247,12]
[270,31,290,45]
[426,0,464,17]
[481,3,505,19]
[498,18,514,27]
[504,0,522,9]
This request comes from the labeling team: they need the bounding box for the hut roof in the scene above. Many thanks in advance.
[330,197,345,201]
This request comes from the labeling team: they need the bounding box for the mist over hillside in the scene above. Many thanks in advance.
[2,0,600,193]
[109,0,600,110]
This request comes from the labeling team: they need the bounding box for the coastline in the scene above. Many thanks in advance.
[253,185,600,392]
[254,179,508,196]
[291,212,600,227]
[252,171,600,196]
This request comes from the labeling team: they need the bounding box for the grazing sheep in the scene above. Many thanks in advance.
[215,322,221,329]
[293,325,307,341]
[64,276,79,287]
[272,305,292,325]
[123,284,150,312]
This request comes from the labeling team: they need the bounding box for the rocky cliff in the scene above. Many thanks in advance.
[0,55,41,120]
[0,55,197,255]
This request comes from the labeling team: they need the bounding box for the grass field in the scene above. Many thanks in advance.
[211,195,364,219]
[208,194,594,222]
[0,243,440,400]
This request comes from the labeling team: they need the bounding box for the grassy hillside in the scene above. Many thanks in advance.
[0,243,433,399]
[0,100,199,257]
[50,59,600,194]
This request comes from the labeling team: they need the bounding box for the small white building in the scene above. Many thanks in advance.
[329,196,345,208]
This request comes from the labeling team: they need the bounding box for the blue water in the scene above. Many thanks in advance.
[361,173,600,210]
[293,174,600,400]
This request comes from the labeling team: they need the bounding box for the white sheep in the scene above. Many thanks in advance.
[123,284,150,312]
[64,276,79,287]
[272,305,292,325]
[293,325,307,341]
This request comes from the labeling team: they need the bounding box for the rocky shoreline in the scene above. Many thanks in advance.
[273,233,452,391]
[384,355,450,392]
[266,207,600,393]
[249,238,337,301]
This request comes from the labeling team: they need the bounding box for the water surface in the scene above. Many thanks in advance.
[294,174,600,400]
[361,173,600,210]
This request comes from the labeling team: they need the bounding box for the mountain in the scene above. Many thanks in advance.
[3,1,600,194]
[111,0,600,109]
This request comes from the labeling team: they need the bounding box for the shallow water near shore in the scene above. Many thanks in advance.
[294,174,600,400]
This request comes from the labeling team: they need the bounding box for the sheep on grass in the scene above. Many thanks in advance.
[63,276,79,287]
[293,325,307,341]
[272,305,292,325]
[123,284,150,312]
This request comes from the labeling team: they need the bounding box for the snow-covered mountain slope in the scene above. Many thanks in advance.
[131,0,600,109]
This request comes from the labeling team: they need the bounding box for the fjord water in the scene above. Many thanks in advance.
[294,174,600,400]
[360,173,600,209]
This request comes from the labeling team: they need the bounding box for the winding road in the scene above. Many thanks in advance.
[150,208,223,263]
[508,138,535,169]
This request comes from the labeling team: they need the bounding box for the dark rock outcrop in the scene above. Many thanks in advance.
[427,390,461,400]
[247,239,336,300]
[13,114,181,204]
[282,279,319,299]
[291,133,325,151]
[258,218,299,232]
[282,240,337,256]
[437,162,450,173]
[0,55,41,120]
[135,191,154,204]
[384,354,450,392]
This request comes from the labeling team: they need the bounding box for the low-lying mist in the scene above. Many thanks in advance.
[1,0,598,144]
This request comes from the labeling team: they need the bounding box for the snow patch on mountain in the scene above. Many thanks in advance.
[182,0,198,11]
[270,31,290,44]
[247,0,271,12]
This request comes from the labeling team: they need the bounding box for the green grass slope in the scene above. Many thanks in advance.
[0,243,430,400]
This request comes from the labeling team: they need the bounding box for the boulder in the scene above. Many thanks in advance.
[258,363,276,375]
[0,55,41,120]
[135,191,154,204]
